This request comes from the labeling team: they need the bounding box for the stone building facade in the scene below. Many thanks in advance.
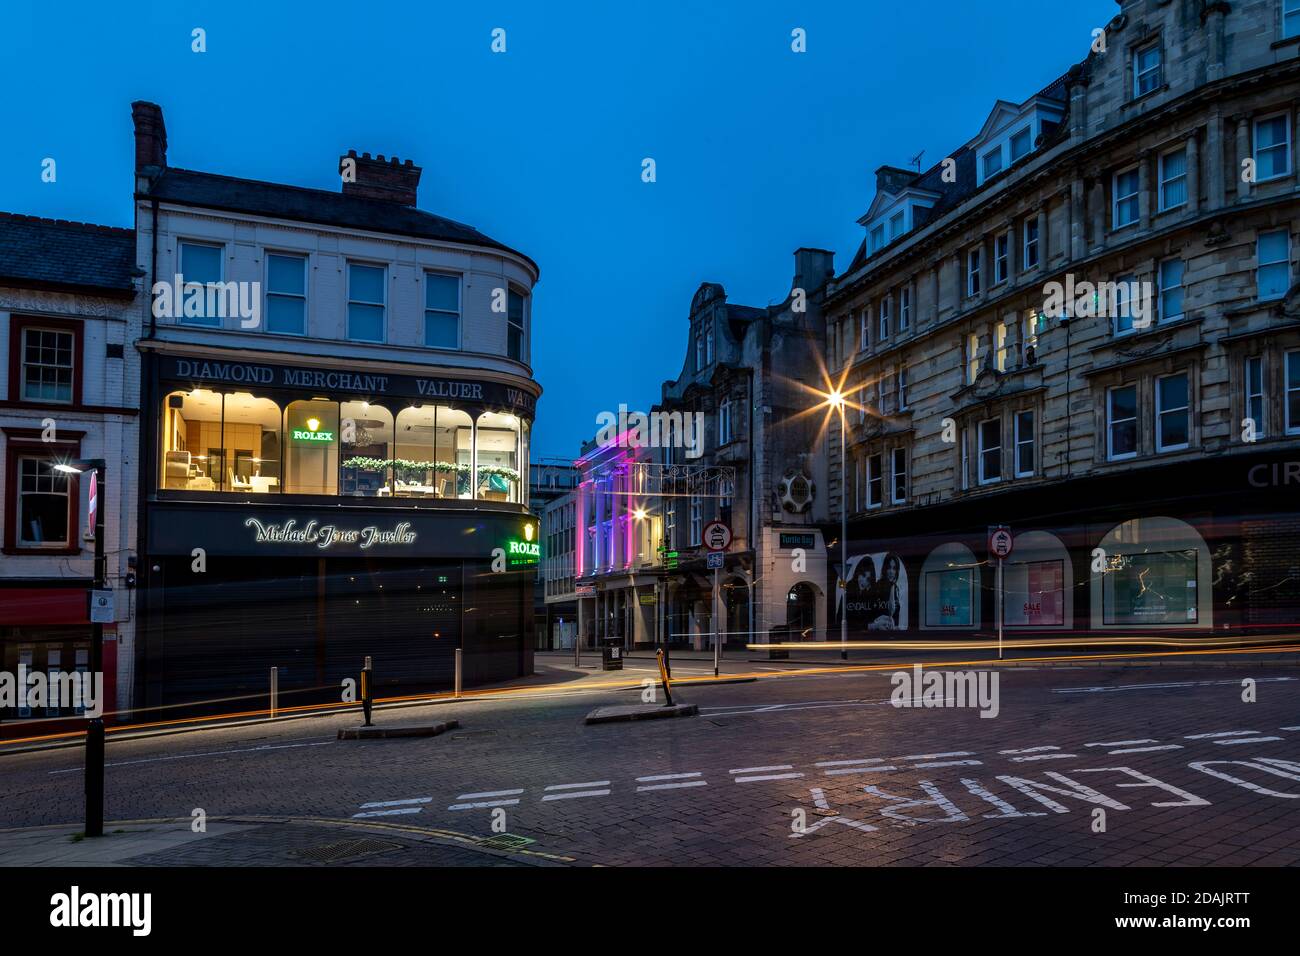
[822,0,1300,640]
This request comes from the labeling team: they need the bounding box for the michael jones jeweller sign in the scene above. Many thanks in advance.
[244,517,417,550]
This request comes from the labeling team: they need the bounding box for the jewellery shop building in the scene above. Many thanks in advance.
[137,353,540,714]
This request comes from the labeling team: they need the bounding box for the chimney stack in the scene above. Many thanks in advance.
[339,150,422,205]
[874,165,918,196]
[131,101,167,177]
[793,247,835,293]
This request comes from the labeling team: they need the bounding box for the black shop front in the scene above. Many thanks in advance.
[136,347,540,716]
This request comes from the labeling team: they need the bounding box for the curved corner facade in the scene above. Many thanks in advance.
[131,104,542,715]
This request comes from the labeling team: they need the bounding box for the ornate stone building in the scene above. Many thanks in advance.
[823,0,1300,639]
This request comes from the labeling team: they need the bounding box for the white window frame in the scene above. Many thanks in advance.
[1023,218,1040,269]
[965,332,980,385]
[959,426,970,491]
[264,251,308,336]
[870,224,885,253]
[1258,230,1292,301]
[879,295,891,341]
[899,287,911,331]
[890,447,907,504]
[177,239,225,328]
[1107,384,1139,461]
[1287,351,1300,435]
[1245,355,1266,439]
[982,147,1004,180]
[897,367,909,411]
[1155,372,1191,453]
[1253,112,1293,183]
[967,249,982,296]
[889,211,905,240]
[718,400,733,446]
[346,260,387,343]
[1158,145,1188,212]
[994,232,1010,285]
[423,271,462,350]
[866,453,883,509]
[977,418,1002,485]
[16,456,72,548]
[1113,167,1140,229]
[1287,0,1300,39]
[860,306,871,352]
[689,495,702,546]
[1009,126,1032,163]
[1159,258,1185,323]
[19,326,75,404]
[855,456,864,512]
[1113,273,1139,337]
[1014,410,1035,478]
[1134,42,1162,98]
[994,321,1008,372]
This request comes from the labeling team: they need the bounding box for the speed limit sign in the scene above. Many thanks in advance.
[988,525,1013,558]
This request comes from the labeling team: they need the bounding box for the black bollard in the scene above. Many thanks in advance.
[85,717,105,837]
[361,663,373,727]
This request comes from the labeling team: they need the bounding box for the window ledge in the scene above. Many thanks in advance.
[1271,35,1300,50]
[3,547,80,556]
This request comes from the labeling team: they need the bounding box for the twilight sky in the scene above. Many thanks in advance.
[0,0,1117,458]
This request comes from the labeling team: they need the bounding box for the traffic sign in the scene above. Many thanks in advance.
[706,551,724,569]
[703,521,732,552]
[85,469,98,542]
[988,525,1013,558]
[89,590,114,623]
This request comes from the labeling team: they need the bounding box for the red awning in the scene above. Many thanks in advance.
[0,588,89,625]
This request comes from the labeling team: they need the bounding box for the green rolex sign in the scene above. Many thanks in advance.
[291,417,335,443]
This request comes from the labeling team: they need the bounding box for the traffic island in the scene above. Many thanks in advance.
[337,719,460,740]
[584,704,698,725]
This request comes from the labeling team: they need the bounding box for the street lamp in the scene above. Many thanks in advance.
[825,392,849,661]
[54,458,106,838]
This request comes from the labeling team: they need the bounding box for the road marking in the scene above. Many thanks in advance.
[447,798,520,810]
[1214,736,1283,745]
[457,789,524,799]
[541,789,611,801]
[1056,677,1296,694]
[352,807,423,819]
[730,765,795,774]
[731,765,803,783]
[825,765,897,775]
[1280,726,1300,731]
[47,739,334,774]
[814,758,885,767]
[895,751,974,761]
[913,760,983,769]
[359,797,432,809]
[1108,745,1184,754]
[1010,753,1078,762]
[1184,731,1258,740]
[734,773,804,783]
[1000,746,1061,754]
[637,780,708,792]
[635,772,702,782]
[1085,739,1157,747]
[544,780,611,791]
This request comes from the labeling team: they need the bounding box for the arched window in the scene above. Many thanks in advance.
[921,542,981,629]
[1003,530,1072,628]
[1091,516,1211,628]
[340,401,393,497]
[283,399,339,495]
[475,411,522,502]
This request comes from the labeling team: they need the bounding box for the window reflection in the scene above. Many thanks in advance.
[340,401,392,496]
[393,406,471,498]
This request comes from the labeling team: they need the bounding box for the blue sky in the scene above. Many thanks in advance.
[1,0,1117,458]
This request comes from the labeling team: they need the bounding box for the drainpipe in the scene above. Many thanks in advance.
[747,366,756,647]
[148,198,159,339]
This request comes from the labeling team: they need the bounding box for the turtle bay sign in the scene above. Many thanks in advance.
[244,517,416,551]
[163,356,536,412]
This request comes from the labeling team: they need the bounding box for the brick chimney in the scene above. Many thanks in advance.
[874,165,917,196]
[793,247,835,293]
[131,101,167,176]
[339,150,422,205]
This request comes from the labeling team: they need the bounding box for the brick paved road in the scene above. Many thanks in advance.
[2,660,1298,866]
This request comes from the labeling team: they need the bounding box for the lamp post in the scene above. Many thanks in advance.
[54,458,106,838]
[828,394,848,661]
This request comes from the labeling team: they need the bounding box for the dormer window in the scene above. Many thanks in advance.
[982,148,1004,180]
[870,224,885,253]
[889,212,905,240]
[1009,127,1032,162]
